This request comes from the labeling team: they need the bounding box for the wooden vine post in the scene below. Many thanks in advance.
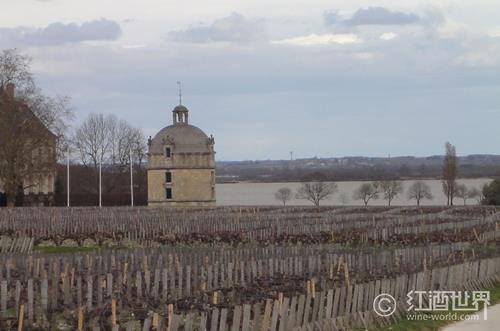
[111,298,117,327]
[77,306,84,331]
[18,304,24,331]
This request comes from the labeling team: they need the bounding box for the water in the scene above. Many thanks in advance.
[216,178,492,206]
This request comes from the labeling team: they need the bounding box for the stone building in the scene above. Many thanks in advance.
[147,103,216,207]
[0,84,57,206]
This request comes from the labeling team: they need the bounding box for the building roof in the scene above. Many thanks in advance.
[149,114,213,154]
[149,103,215,154]
[173,105,189,113]
[0,84,57,140]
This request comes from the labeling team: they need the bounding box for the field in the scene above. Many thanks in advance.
[0,206,499,330]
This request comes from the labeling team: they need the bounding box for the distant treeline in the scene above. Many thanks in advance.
[217,155,500,182]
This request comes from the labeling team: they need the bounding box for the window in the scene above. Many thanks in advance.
[165,171,172,183]
[211,171,215,185]
[211,187,215,199]
[165,147,171,158]
[166,188,172,200]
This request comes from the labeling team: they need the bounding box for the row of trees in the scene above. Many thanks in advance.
[352,180,482,207]
[66,114,147,204]
[74,114,146,171]
[275,180,482,207]
[71,113,147,203]
[274,141,492,207]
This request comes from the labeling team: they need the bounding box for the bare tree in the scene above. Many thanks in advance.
[454,184,467,205]
[442,142,458,206]
[353,182,379,206]
[73,113,146,195]
[73,113,115,196]
[109,118,146,168]
[129,128,147,194]
[481,181,500,205]
[74,113,146,170]
[0,49,34,92]
[130,128,147,166]
[378,180,403,206]
[275,187,292,206]
[469,187,483,205]
[296,182,337,206]
[407,181,433,206]
[338,192,349,205]
[23,90,74,159]
[455,184,481,205]
[73,113,115,170]
[0,49,73,206]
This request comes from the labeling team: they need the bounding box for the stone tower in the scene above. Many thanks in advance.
[147,103,216,207]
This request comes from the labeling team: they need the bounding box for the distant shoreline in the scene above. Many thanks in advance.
[217,176,496,185]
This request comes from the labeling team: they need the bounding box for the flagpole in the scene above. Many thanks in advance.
[130,148,134,207]
[67,147,70,207]
[99,160,102,208]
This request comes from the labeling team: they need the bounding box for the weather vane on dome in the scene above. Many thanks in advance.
[177,81,182,105]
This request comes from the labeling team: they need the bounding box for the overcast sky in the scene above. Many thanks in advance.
[2,0,500,160]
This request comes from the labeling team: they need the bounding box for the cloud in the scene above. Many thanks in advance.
[324,7,421,27]
[380,32,397,41]
[346,7,420,26]
[168,13,266,43]
[274,33,361,46]
[0,18,122,46]
[323,10,340,26]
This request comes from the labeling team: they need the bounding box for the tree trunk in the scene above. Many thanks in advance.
[4,181,18,207]
[417,198,420,207]
[6,194,15,207]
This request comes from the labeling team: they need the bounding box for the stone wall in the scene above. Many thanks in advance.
[148,168,215,206]
[148,152,214,169]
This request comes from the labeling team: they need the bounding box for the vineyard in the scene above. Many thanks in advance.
[0,206,499,330]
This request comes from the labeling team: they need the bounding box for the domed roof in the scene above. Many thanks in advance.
[154,124,208,144]
[149,103,214,154]
[150,123,211,154]
[173,105,189,113]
